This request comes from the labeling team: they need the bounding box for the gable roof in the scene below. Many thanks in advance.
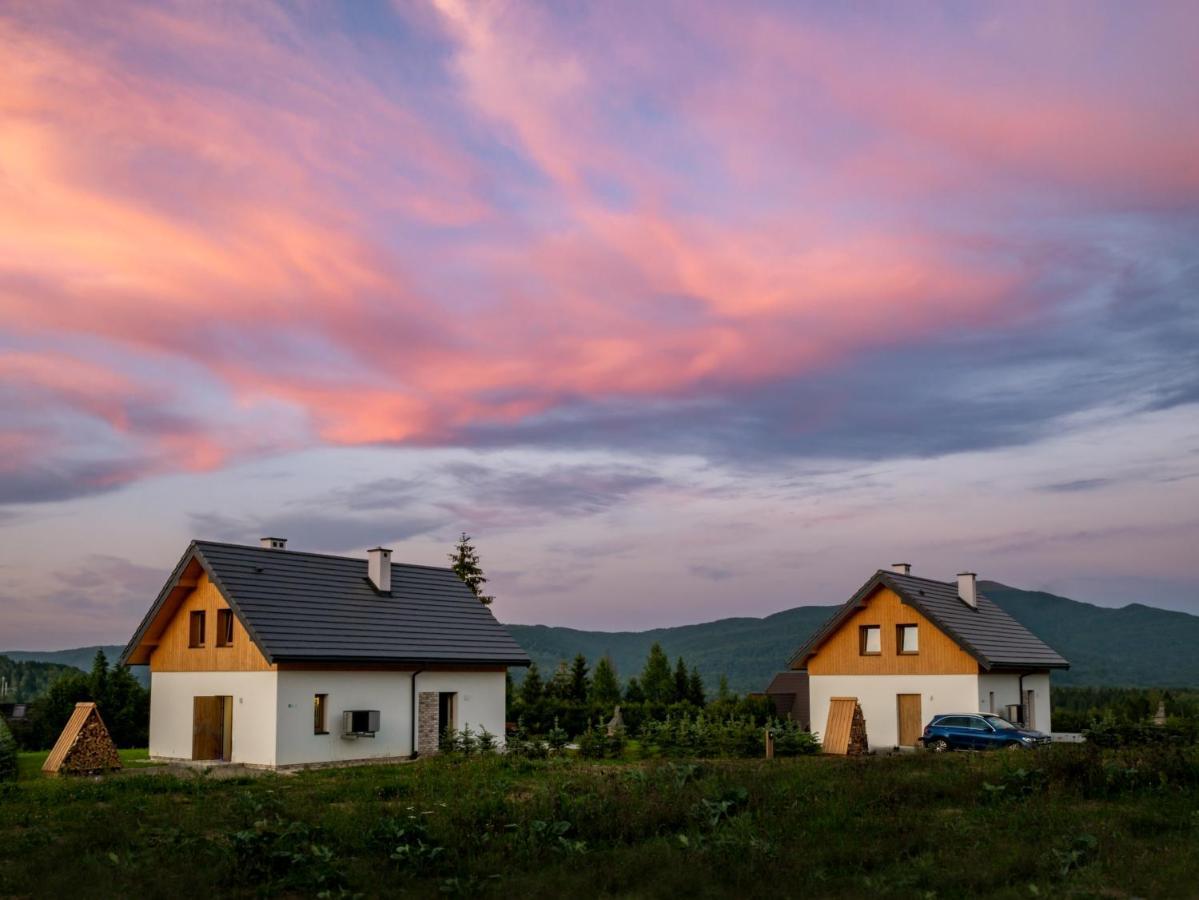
[121,541,530,668]
[790,570,1069,671]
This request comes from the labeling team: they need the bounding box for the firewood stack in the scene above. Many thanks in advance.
[42,702,122,776]
[846,702,869,756]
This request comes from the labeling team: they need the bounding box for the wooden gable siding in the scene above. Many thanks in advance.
[805,585,977,676]
[149,573,273,672]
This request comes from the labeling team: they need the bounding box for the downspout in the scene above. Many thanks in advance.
[410,668,425,758]
[1017,672,1027,727]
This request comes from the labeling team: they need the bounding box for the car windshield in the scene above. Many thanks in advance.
[981,715,1018,730]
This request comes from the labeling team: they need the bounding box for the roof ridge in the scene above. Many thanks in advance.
[192,539,458,574]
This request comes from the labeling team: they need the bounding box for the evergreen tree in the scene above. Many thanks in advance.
[568,654,590,703]
[687,669,706,706]
[640,643,674,704]
[673,657,689,703]
[624,677,645,704]
[545,660,572,700]
[89,649,109,707]
[717,674,731,703]
[448,532,494,606]
[590,656,621,707]
[519,662,544,706]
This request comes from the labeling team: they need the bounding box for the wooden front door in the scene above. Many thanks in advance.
[192,696,230,760]
[896,694,922,747]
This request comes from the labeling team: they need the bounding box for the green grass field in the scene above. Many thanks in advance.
[2,746,1197,898]
[15,748,154,780]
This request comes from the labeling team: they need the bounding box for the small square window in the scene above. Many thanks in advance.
[897,624,919,654]
[314,694,328,734]
[188,610,206,648]
[216,609,234,647]
[859,625,881,655]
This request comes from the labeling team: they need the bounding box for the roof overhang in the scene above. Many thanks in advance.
[119,543,273,667]
[788,571,995,670]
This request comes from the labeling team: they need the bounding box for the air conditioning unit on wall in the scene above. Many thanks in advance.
[342,709,380,738]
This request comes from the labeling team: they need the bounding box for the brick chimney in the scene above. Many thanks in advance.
[368,547,392,593]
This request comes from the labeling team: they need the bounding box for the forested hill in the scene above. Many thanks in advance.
[505,582,1199,693]
[0,656,81,703]
[6,583,1198,695]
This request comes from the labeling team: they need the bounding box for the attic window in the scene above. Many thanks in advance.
[859,625,881,656]
[188,610,206,648]
[897,624,919,654]
[216,609,234,647]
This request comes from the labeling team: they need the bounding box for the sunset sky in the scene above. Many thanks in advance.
[2,1,1197,649]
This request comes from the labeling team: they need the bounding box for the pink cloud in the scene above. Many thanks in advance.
[1,1,1195,497]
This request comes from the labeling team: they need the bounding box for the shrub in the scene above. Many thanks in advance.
[577,721,627,759]
[639,713,820,759]
[0,717,16,782]
[1083,717,1198,748]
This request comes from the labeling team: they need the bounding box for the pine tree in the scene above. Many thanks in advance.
[89,649,109,707]
[717,674,731,703]
[590,656,621,706]
[687,669,706,706]
[546,660,572,700]
[624,676,645,704]
[568,654,590,703]
[520,662,544,706]
[640,643,674,704]
[448,532,494,606]
[673,657,689,703]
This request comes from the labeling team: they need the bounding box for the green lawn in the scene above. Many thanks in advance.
[2,746,1197,898]
[16,748,154,780]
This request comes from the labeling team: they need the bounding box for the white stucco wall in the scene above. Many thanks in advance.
[414,670,508,752]
[808,674,979,750]
[977,672,1053,732]
[149,671,278,766]
[274,670,414,767]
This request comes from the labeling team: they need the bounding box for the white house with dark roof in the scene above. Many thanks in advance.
[790,564,1069,751]
[121,539,529,769]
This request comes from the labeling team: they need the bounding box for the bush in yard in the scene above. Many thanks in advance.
[0,716,17,782]
[1083,716,1198,748]
[577,721,627,759]
[640,714,819,759]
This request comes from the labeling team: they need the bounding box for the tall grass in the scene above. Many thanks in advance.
[1,745,1196,898]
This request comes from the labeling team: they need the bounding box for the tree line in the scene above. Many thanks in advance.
[509,642,767,737]
[6,650,148,750]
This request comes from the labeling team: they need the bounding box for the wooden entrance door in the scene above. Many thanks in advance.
[192,696,231,760]
[896,694,922,747]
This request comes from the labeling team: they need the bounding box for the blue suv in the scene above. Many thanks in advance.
[919,713,1051,751]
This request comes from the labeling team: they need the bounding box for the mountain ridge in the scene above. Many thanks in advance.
[5,582,1197,695]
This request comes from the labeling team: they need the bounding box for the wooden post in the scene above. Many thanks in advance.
[765,727,775,760]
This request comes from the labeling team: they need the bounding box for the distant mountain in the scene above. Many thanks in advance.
[506,582,1199,693]
[976,583,1199,688]
[6,582,1197,696]
[0,646,149,689]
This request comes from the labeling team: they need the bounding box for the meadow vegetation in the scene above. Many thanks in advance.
[2,743,1197,898]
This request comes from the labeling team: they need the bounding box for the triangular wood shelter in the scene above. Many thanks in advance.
[42,702,121,775]
[822,697,868,756]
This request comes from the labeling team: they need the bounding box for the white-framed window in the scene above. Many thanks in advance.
[859,625,882,655]
[897,624,919,654]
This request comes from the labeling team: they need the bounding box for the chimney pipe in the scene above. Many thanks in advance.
[891,562,911,575]
[368,547,392,593]
[958,572,978,608]
[260,537,287,550]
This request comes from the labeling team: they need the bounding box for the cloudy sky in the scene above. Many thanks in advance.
[2,1,1197,649]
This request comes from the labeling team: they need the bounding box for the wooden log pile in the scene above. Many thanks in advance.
[846,703,869,757]
[42,702,122,776]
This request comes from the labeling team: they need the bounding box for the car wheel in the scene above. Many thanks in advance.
[930,738,950,753]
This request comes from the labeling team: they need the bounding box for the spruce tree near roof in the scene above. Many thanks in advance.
[448,532,495,606]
